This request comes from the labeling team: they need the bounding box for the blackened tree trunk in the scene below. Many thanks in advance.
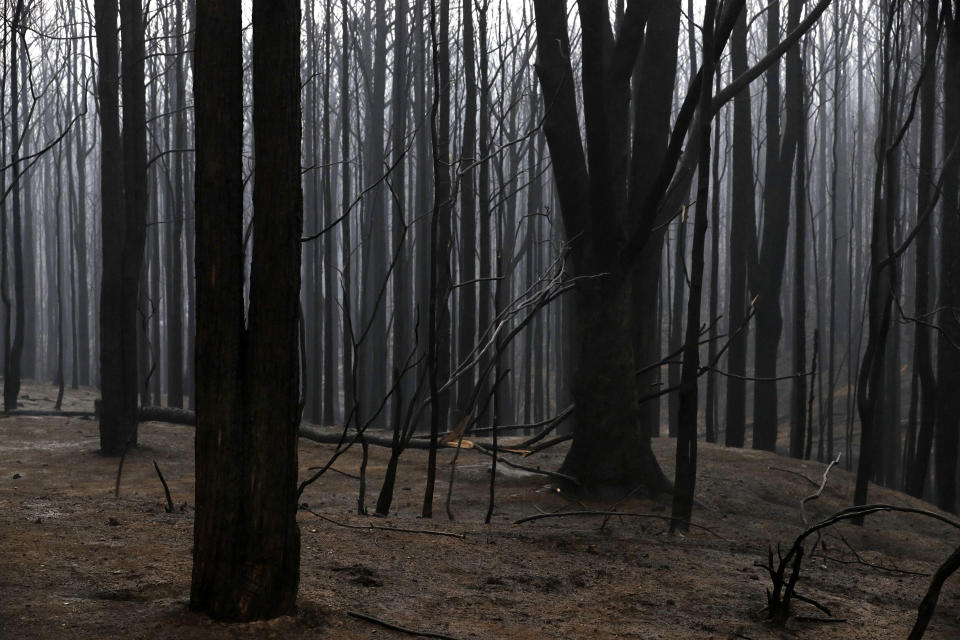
[95,0,134,454]
[191,0,246,615]
[906,0,943,498]
[118,0,148,442]
[789,41,809,459]
[243,0,303,611]
[340,0,355,425]
[630,1,681,440]
[191,0,302,619]
[4,0,25,412]
[673,0,717,531]
[476,0,493,430]
[530,0,824,493]
[753,0,802,452]
[74,9,91,387]
[935,0,960,512]
[166,0,187,409]
[705,68,722,445]
[854,1,903,512]
[724,6,757,448]
[423,0,453,517]
[359,0,389,424]
[389,0,408,430]
[321,0,337,426]
[454,0,477,427]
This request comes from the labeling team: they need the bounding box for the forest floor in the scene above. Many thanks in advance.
[1,382,959,639]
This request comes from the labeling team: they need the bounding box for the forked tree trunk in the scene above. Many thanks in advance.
[191,0,302,620]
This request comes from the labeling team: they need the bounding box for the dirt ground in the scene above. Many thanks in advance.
[1,382,959,639]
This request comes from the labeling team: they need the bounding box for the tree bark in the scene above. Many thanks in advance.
[95,0,136,454]
[907,0,943,499]
[935,0,960,512]
[724,6,757,448]
[191,0,302,619]
[4,0,25,412]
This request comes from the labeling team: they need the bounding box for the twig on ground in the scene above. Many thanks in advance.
[793,616,846,623]
[817,532,931,577]
[305,465,361,480]
[513,510,728,540]
[153,460,174,513]
[306,509,466,540]
[522,433,573,456]
[472,442,580,486]
[347,610,462,640]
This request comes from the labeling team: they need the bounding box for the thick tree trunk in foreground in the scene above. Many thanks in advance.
[191,0,246,617]
[243,0,302,610]
[191,0,302,619]
[560,272,670,494]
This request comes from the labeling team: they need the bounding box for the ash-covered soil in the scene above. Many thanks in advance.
[1,382,958,639]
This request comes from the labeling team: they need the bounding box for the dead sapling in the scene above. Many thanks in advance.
[153,460,175,513]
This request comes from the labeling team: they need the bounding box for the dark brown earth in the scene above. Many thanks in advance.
[1,381,959,639]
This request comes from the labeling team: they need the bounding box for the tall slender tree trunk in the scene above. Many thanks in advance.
[789,57,808,459]
[166,0,187,409]
[4,0,26,412]
[935,0,960,512]
[321,0,337,426]
[725,6,757,448]
[854,1,903,511]
[906,0,942,498]
[753,0,801,452]
[339,0,354,425]
[95,0,133,454]
[673,0,717,530]
[423,0,453,518]
[454,0,477,427]
[359,0,389,425]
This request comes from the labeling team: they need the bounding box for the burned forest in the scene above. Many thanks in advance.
[2,0,960,638]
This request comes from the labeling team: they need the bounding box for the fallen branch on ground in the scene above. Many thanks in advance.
[347,610,462,640]
[1,409,95,418]
[305,508,465,540]
[472,442,580,486]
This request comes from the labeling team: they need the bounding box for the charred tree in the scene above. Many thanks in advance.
[191,0,302,619]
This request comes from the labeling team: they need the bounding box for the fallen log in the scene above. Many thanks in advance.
[2,409,95,418]
[138,406,196,425]
[135,407,436,449]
